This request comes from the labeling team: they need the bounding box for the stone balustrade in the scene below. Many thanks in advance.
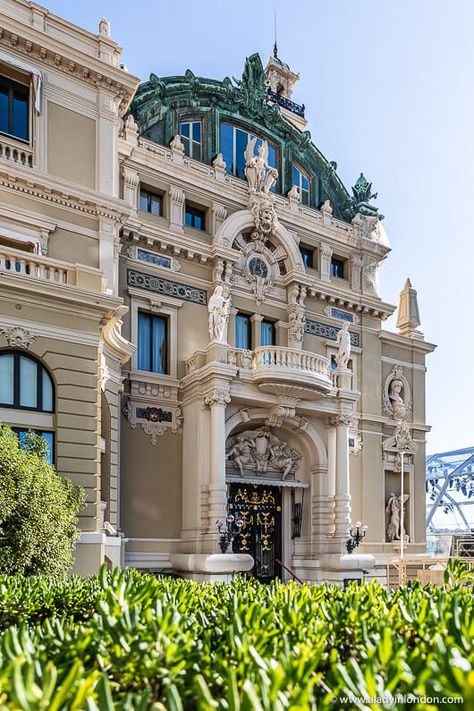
[0,136,33,167]
[0,245,105,293]
[252,346,330,377]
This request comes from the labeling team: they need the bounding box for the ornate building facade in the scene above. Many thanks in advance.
[0,1,435,581]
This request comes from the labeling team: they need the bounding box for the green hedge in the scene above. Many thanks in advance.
[0,564,473,709]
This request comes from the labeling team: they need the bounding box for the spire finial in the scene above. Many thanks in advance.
[273,11,278,58]
[396,277,423,339]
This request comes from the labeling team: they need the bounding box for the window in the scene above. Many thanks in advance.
[137,311,168,374]
[236,313,252,350]
[185,204,206,231]
[0,75,29,142]
[12,428,54,466]
[180,120,202,160]
[331,257,345,279]
[220,122,277,183]
[299,246,314,269]
[139,188,162,216]
[0,351,54,411]
[291,165,310,205]
[260,320,275,347]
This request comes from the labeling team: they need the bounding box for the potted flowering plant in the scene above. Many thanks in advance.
[216,515,244,553]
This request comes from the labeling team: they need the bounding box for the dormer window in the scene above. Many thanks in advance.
[220,122,277,183]
[291,164,310,206]
[180,120,202,160]
[0,75,29,142]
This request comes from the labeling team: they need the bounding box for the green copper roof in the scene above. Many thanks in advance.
[130,53,382,223]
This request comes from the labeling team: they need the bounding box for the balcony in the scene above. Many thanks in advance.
[230,346,333,399]
[267,90,305,119]
[0,135,33,168]
[0,245,105,293]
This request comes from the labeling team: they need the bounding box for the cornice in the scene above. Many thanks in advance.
[379,329,437,354]
[0,162,131,223]
[0,15,139,113]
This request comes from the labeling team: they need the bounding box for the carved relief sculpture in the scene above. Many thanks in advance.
[208,284,231,343]
[226,427,301,481]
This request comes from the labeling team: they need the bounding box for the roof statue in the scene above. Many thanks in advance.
[351,173,383,219]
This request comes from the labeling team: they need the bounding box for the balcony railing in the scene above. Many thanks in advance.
[0,245,105,293]
[267,90,305,119]
[252,346,330,378]
[0,135,33,167]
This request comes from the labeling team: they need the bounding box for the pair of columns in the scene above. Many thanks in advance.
[204,388,230,526]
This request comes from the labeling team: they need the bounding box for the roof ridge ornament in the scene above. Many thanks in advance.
[351,172,383,220]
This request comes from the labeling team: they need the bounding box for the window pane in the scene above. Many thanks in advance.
[150,195,161,216]
[261,320,275,347]
[185,210,193,227]
[138,312,151,371]
[235,129,248,179]
[182,136,190,157]
[139,191,148,212]
[42,369,53,412]
[13,94,28,141]
[301,189,309,206]
[192,121,201,142]
[220,122,233,174]
[41,432,54,465]
[302,175,309,191]
[0,88,8,134]
[191,141,202,161]
[181,122,190,138]
[267,145,276,169]
[0,354,14,405]
[292,165,299,186]
[19,356,37,408]
[236,314,251,350]
[151,316,167,374]
[194,213,202,230]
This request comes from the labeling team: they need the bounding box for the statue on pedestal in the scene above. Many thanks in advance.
[335,322,351,369]
[386,493,410,542]
[208,284,231,343]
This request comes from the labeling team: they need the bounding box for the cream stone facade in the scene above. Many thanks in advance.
[0,1,435,582]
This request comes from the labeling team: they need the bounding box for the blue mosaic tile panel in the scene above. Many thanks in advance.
[305,319,360,348]
[330,307,353,323]
[137,249,172,269]
[127,269,207,305]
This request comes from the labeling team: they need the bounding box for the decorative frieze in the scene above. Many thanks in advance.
[127,269,207,305]
[126,246,181,272]
[123,398,182,444]
[305,320,360,348]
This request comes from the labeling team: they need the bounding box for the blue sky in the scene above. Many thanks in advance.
[45,0,473,453]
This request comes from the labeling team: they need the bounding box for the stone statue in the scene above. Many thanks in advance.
[244,139,278,196]
[226,435,255,477]
[363,257,380,296]
[98,17,111,37]
[208,284,231,343]
[269,442,301,480]
[389,377,407,421]
[386,493,410,542]
[335,322,351,369]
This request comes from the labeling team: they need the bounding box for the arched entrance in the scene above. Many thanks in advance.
[225,411,327,582]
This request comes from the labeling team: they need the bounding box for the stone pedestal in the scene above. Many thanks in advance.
[170,553,254,582]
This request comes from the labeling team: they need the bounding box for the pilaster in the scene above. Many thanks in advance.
[320,242,333,282]
[169,185,185,233]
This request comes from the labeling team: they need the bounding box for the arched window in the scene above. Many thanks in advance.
[0,351,54,464]
[0,351,54,412]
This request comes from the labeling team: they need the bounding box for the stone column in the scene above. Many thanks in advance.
[326,422,337,536]
[250,314,263,349]
[320,243,333,282]
[333,414,352,539]
[169,185,185,233]
[204,388,230,528]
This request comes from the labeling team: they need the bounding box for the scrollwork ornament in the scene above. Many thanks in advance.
[204,389,231,407]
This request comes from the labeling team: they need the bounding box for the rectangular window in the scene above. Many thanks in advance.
[139,188,162,216]
[220,122,277,186]
[260,320,275,347]
[299,246,314,269]
[331,257,345,279]
[13,429,54,466]
[0,76,29,142]
[19,356,37,409]
[180,120,202,160]
[292,164,310,205]
[0,353,14,405]
[236,313,252,350]
[137,311,168,374]
[185,204,206,231]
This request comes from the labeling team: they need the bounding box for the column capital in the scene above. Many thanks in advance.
[204,388,231,407]
[330,414,352,427]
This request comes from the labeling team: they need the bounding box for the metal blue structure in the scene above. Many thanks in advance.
[426,447,474,531]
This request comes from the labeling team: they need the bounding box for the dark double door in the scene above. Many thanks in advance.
[228,483,282,583]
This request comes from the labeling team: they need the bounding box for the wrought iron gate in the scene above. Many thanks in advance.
[228,483,282,583]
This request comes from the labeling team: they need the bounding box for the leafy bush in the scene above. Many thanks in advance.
[0,425,84,576]
[0,566,473,709]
